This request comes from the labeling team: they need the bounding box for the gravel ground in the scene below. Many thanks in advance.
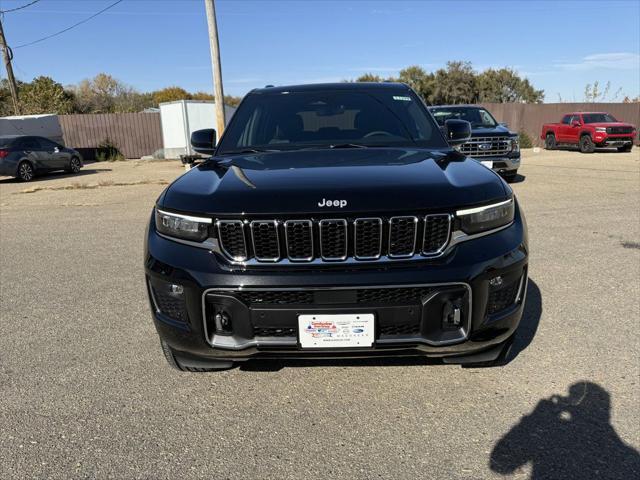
[1,150,639,479]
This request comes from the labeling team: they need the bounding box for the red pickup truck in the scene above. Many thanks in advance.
[541,112,636,153]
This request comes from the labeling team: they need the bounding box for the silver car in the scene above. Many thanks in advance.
[0,135,83,181]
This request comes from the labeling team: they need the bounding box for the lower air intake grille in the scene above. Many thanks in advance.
[233,287,434,306]
[254,327,297,337]
[150,285,187,322]
[486,278,521,315]
[380,322,421,336]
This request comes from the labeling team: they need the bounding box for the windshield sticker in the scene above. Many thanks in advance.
[393,95,412,101]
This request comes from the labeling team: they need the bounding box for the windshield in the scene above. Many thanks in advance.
[582,113,618,123]
[430,107,498,128]
[216,89,447,154]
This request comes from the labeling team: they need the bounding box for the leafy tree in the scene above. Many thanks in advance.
[224,95,242,107]
[182,91,242,107]
[430,61,477,105]
[70,73,147,113]
[354,73,383,82]
[0,79,19,116]
[477,68,544,103]
[397,65,434,101]
[18,76,74,114]
[152,86,192,104]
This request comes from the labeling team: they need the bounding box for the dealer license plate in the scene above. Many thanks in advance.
[298,314,375,349]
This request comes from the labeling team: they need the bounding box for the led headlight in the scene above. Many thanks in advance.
[456,198,515,235]
[510,137,520,152]
[595,127,607,133]
[155,209,211,241]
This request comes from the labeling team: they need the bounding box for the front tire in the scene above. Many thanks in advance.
[545,133,556,150]
[66,156,82,173]
[17,161,35,182]
[579,135,595,153]
[617,144,633,153]
[160,340,234,372]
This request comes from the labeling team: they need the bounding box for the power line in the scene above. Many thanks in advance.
[0,0,41,14]
[13,0,124,49]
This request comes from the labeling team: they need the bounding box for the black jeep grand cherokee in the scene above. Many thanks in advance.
[145,83,528,371]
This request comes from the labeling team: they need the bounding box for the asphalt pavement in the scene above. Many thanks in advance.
[1,150,638,479]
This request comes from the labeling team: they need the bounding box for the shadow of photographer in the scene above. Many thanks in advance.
[490,381,640,479]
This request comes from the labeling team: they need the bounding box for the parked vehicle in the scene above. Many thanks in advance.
[0,135,83,181]
[541,112,636,153]
[428,105,520,181]
[145,83,528,372]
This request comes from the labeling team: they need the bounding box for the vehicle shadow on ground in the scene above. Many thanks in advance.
[503,279,542,363]
[0,168,110,184]
[507,174,526,184]
[490,381,640,479]
[240,279,542,372]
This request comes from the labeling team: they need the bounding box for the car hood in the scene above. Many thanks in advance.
[161,148,508,215]
[470,124,515,137]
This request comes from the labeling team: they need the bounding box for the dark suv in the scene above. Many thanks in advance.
[145,83,528,371]
[428,105,521,181]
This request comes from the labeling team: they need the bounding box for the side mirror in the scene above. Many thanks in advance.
[190,128,217,155]
[571,120,581,127]
[499,122,509,128]
[444,119,471,146]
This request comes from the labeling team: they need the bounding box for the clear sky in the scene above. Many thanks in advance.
[1,0,639,102]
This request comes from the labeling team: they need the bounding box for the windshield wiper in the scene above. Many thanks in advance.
[328,143,370,149]
[221,148,280,155]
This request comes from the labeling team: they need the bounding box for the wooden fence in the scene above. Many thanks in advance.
[480,102,640,147]
[59,112,162,159]
[56,103,639,158]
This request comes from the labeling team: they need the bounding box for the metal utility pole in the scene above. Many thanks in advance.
[0,17,21,115]
[204,0,226,137]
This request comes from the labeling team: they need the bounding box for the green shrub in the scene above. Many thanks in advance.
[519,131,533,149]
[96,138,125,161]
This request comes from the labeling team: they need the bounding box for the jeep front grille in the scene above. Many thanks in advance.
[215,214,451,264]
[459,136,512,157]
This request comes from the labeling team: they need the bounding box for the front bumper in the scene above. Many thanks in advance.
[472,154,520,174]
[145,206,528,363]
[599,136,634,147]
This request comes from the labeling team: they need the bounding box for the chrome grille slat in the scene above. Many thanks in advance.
[284,220,314,261]
[319,219,348,261]
[354,218,382,260]
[422,214,451,255]
[250,220,280,262]
[216,220,248,261]
[388,216,418,258]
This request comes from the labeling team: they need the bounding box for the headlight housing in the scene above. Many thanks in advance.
[595,127,607,133]
[510,137,520,152]
[456,198,515,235]
[155,209,211,242]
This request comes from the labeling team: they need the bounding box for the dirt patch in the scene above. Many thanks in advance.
[17,179,170,194]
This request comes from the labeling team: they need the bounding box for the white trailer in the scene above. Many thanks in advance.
[159,100,236,159]
[0,114,64,144]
